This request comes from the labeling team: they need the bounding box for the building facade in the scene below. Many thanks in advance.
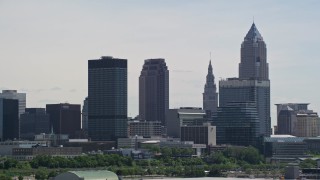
[88,56,128,141]
[139,59,169,125]
[181,123,216,146]
[295,112,320,137]
[203,60,218,118]
[219,78,270,136]
[214,102,260,146]
[20,108,50,140]
[239,23,268,81]
[166,107,206,138]
[0,90,26,117]
[0,99,19,141]
[128,121,162,138]
[275,103,309,135]
[46,103,81,138]
[82,97,88,131]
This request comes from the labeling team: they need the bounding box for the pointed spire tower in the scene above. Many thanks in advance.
[239,23,269,80]
[203,54,218,118]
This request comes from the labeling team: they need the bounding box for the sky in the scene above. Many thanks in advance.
[1,0,320,127]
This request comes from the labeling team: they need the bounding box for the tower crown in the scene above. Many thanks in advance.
[245,23,263,42]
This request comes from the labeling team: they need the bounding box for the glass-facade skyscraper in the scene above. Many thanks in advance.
[214,102,259,146]
[88,56,127,141]
[218,23,271,137]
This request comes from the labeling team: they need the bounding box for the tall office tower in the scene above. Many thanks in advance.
[20,108,50,140]
[203,60,218,118]
[275,103,309,135]
[46,103,81,138]
[0,90,26,117]
[239,23,268,80]
[82,97,88,131]
[88,56,127,141]
[219,78,271,136]
[0,99,19,141]
[139,59,169,125]
[213,102,259,146]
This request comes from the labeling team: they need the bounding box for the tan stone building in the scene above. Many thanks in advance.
[295,112,320,137]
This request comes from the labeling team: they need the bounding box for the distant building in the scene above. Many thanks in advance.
[0,98,19,141]
[128,121,162,138]
[0,90,26,117]
[239,23,269,81]
[219,78,270,136]
[12,146,82,160]
[181,123,216,146]
[0,90,26,139]
[275,103,309,135]
[166,107,206,138]
[0,140,48,156]
[139,58,169,125]
[20,108,50,140]
[203,60,218,118]
[82,97,88,131]
[214,102,260,146]
[295,111,320,137]
[88,56,128,141]
[46,103,81,139]
[263,135,310,164]
[35,133,69,147]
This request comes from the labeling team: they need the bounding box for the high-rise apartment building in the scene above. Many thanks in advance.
[46,103,81,138]
[139,59,169,125]
[0,99,19,141]
[203,60,218,117]
[219,78,271,136]
[239,23,268,81]
[20,108,50,140]
[88,56,128,141]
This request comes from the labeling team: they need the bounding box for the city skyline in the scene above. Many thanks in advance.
[1,1,320,127]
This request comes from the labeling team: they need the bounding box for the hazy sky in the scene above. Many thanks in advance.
[1,0,320,126]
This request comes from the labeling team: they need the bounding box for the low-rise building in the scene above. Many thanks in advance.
[0,140,48,156]
[180,123,216,146]
[12,146,82,160]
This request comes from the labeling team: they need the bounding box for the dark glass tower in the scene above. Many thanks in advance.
[139,59,169,125]
[203,60,218,117]
[20,108,50,140]
[88,56,127,141]
[0,98,19,141]
[213,102,259,146]
[239,23,269,80]
[46,103,81,138]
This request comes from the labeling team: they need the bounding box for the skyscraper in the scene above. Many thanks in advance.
[139,59,169,125]
[0,90,26,117]
[203,60,218,117]
[0,98,19,141]
[239,23,269,81]
[88,56,127,141]
[219,78,271,136]
[0,90,26,139]
[218,23,271,137]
